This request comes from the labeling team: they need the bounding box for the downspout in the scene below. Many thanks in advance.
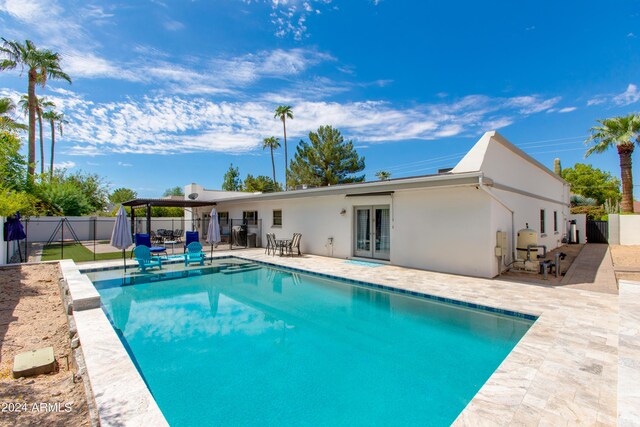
[478,174,516,273]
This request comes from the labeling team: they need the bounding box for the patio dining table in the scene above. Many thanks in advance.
[275,238,291,256]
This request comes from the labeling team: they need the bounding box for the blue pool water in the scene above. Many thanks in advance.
[91,259,533,426]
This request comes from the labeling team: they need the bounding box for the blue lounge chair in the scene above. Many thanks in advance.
[185,241,205,266]
[133,245,162,272]
[184,231,199,252]
[135,233,166,256]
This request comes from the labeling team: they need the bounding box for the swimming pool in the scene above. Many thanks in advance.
[89,257,534,426]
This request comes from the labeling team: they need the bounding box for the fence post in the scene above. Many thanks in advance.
[24,218,29,263]
[61,218,64,259]
[93,217,97,261]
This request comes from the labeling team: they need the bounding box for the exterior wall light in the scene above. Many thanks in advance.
[340,208,347,216]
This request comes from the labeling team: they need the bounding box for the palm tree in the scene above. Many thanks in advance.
[42,110,68,179]
[375,170,391,181]
[262,136,281,188]
[274,105,293,190]
[586,114,640,213]
[0,38,71,183]
[19,95,55,175]
[0,97,26,131]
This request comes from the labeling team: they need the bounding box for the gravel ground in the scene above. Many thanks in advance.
[610,245,640,281]
[0,264,90,427]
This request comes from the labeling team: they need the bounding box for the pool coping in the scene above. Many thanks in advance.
[61,259,169,427]
[65,250,620,425]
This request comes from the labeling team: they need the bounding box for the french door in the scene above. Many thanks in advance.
[354,205,390,260]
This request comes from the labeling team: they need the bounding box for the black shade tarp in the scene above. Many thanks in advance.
[4,212,26,263]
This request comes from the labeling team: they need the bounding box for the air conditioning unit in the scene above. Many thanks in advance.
[295,184,316,190]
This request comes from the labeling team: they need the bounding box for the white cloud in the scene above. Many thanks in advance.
[248,0,335,40]
[586,97,606,106]
[628,32,636,38]
[613,84,640,106]
[63,51,136,80]
[118,161,133,167]
[587,83,640,107]
[505,96,561,114]
[557,107,577,113]
[163,18,185,31]
[44,89,561,156]
[56,160,76,169]
[482,117,514,130]
[0,0,53,21]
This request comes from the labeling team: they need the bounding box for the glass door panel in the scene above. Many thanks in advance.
[373,207,390,260]
[353,205,390,260]
[354,208,371,257]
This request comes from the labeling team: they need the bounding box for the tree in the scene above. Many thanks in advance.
[243,175,282,193]
[0,38,71,183]
[19,95,54,175]
[0,97,26,131]
[35,179,92,216]
[0,131,26,190]
[262,136,281,188]
[0,187,37,217]
[222,163,242,191]
[109,187,137,205]
[585,114,640,213]
[65,171,109,212]
[375,170,391,181]
[274,105,293,190]
[561,163,621,206]
[163,186,184,197]
[289,125,365,187]
[42,109,67,178]
[34,170,108,215]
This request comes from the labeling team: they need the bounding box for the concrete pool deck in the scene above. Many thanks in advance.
[66,245,635,426]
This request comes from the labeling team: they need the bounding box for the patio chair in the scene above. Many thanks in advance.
[162,229,175,241]
[150,230,162,244]
[173,229,184,243]
[184,231,199,252]
[285,233,302,256]
[134,233,166,256]
[133,245,162,272]
[265,233,277,255]
[185,241,205,266]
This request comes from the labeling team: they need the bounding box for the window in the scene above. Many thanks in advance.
[243,211,258,225]
[540,209,546,234]
[218,212,229,226]
[273,209,282,227]
[553,211,558,233]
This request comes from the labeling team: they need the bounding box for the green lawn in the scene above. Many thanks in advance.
[42,243,125,262]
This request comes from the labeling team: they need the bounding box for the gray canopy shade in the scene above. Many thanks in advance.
[111,205,134,272]
[121,198,216,236]
[111,206,133,250]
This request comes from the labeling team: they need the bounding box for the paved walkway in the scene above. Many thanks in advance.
[619,280,640,426]
[561,243,618,294]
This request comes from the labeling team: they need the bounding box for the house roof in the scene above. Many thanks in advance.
[453,130,568,184]
[210,171,488,204]
[121,198,216,208]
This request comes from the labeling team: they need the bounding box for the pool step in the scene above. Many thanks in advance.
[220,265,261,274]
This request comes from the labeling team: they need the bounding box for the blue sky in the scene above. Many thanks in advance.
[0,0,639,198]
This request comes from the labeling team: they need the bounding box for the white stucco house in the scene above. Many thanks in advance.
[184,131,570,278]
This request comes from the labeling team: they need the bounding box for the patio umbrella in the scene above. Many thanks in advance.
[3,212,27,263]
[206,207,221,262]
[110,205,133,273]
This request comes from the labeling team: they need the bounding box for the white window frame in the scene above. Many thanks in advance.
[272,209,282,227]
